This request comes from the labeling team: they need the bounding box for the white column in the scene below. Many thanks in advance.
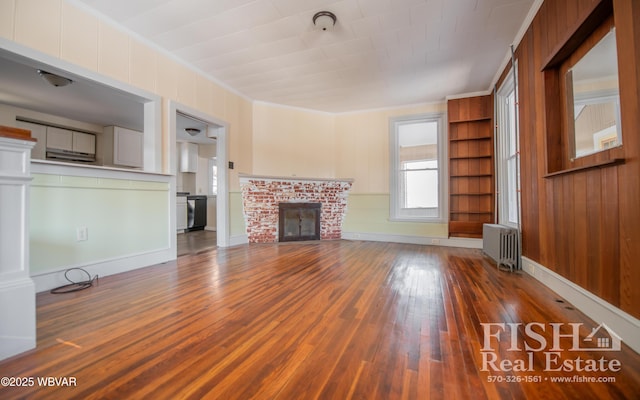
[0,135,36,360]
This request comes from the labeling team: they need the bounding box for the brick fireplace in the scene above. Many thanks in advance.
[239,174,353,243]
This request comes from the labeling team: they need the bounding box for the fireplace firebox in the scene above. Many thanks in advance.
[278,202,321,242]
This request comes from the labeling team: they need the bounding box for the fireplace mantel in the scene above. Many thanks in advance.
[239,173,354,184]
[239,174,353,243]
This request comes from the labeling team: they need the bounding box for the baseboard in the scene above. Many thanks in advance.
[31,247,174,293]
[342,231,483,249]
[0,277,36,361]
[228,234,249,247]
[226,232,482,249]
[522,256,640,354]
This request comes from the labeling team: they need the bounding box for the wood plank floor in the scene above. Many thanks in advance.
[1,241,638,399]
[177,230,217,257]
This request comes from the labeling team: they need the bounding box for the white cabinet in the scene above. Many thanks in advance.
[46,127,73,151]
[73,131,95,154]
[15,121,46,159]
[180,142,198,173]
[45,127,95,154]
[103,126,143,168]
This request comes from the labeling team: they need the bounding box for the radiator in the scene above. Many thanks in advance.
[483,224,520,271]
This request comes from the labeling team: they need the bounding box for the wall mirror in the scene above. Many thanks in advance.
[566,28,621,159]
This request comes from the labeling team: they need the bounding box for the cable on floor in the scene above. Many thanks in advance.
[50,268,98,294]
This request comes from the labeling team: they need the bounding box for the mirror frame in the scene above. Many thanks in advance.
[541,0,624,176]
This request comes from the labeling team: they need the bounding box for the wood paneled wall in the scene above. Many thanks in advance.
[514,0,639,318]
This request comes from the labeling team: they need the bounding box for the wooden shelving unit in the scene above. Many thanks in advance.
[447,95,495,238]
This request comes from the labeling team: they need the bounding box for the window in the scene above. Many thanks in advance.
[497,65,520,227]
[542,10,622,175]
[389,113,446,221]
[209,158,218,195]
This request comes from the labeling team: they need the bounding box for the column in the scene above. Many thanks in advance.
[0,126,36,360]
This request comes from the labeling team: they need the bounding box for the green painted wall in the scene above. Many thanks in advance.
[229,192,448,239]
[30,174,170,274]
[343,193,447,237]
[229,191,246,237]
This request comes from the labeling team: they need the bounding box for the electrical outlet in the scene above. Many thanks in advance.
[76,226,88,241]
[431,238,440,245]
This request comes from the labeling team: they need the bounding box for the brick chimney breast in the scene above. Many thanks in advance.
[239,174,353,243]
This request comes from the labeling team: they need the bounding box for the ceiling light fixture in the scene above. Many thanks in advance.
[37,70,73,87]
[185,128,201,136]
[313,11,337,31]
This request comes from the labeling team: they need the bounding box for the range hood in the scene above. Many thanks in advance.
[46,148,96,163]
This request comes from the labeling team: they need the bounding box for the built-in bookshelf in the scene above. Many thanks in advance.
[447,95,494,238]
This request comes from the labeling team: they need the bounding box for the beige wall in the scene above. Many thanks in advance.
[0,0,253,238]
[252,102,335,178]
[1,0,451,240]
[335,103,447,194]
[335,103,448,237]
[0,0,253,178]
[252,101,447,191]
[252,101,448,238]
[226,91,253,192]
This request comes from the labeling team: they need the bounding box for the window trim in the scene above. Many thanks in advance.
[496,64,520,228]
[208,157,218,196]
[389,112,447,223]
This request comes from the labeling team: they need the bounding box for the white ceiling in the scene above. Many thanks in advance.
[77,0,535,113]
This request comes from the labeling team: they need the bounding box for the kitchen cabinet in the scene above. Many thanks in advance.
[180,142,198,173]
[45,127,95,155]
[73,131,95,154]
[15,121,46,159]
[104,126,144,168]
[46,127,73,151]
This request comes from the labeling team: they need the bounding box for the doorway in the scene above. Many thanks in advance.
[169,102,229,256]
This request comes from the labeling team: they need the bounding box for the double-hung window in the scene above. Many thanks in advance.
[497,66,520,227]
[389,113,446,222]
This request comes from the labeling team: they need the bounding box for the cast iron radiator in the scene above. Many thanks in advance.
[482,223,520,271]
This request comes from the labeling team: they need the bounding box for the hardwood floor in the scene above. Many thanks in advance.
[1,241,638,399]
[177,229,217,257]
